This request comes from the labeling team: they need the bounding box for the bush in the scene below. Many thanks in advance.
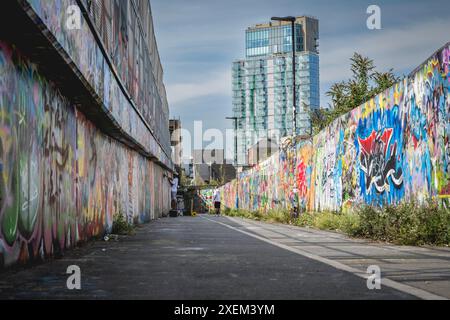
[222,200,450,246]
[111,213,135,235]
[295,212,315,227]
[266,209,291,223]
[314,211,342,231]
[338,212,361,236]
[353,200,450,245]
[416,201,450,245]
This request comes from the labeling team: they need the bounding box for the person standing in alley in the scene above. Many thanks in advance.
[169,173,179,210]
[213,188,221,216]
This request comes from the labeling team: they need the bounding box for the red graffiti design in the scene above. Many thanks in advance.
[296,161,307,198]
[358,128,403,194]
[358,128,393,156]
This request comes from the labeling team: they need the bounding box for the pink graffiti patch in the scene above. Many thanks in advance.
[296,161,308,198]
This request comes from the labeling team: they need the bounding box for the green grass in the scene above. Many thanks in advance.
[223,200,450,246]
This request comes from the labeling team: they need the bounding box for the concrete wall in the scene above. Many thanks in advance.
[221,43,450,212]
[0,41,170,268]
[24,0,172,166]
[0,0,172,268]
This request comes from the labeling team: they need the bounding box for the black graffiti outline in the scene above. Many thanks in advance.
[359,129,403,194]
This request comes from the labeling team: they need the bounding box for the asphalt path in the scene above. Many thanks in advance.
[0,215,421,299]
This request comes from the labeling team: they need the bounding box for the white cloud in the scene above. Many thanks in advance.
[320,18,450,84]
[166,69,231,106]
[166,18,450,110]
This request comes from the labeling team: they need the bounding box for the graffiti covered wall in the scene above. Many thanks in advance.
[199,189,215,211]
[221,43,450,212]
[0,41,170,268]
[24,0,172,166]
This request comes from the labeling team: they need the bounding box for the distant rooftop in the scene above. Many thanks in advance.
[247,16,318,30]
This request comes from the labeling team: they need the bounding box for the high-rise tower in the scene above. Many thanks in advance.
[232,16,319,165]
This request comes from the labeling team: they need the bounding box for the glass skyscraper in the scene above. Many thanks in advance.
[245,23,303,57]
[232,16,320,166]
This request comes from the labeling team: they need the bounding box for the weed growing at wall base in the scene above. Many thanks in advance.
[224,201,450,246]
[111,213,136,236]
[354,201,450,245]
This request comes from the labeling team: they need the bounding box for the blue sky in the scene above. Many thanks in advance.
[151,0,450,160]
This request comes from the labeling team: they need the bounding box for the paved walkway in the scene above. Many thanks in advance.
[219,216,450,299]
[1,214,448,299]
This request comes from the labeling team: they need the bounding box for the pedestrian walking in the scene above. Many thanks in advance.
[169,174,179,210]
[291,187,299,219]
[213,188,221,216]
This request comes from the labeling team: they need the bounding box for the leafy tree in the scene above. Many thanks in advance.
[310,53,400,134]
[180,170,192,187]
[371,69,399,94]
[309,107,330,134]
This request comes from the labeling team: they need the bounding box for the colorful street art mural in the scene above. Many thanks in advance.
[199,189,215,211]
[25,0,172,166]
[221,43,450,213]
[0,41,170,268]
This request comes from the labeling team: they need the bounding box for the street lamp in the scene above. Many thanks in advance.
[271,16,297,135]
[226,116,240,209]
